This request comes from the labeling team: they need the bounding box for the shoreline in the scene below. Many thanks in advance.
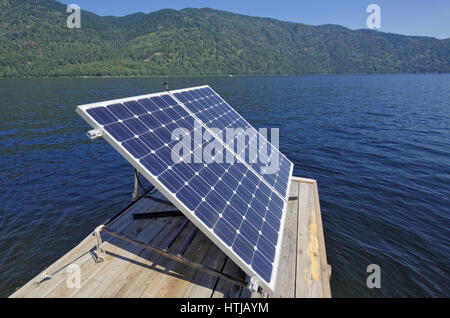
[0,72,449,80]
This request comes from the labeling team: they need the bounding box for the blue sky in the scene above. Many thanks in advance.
[59,0,450,39]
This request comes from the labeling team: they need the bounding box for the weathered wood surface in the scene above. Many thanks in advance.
[10,178,331,298]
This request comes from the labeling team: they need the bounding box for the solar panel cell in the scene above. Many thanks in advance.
[176,186,202,211]
[221,172,240,190]
[213,181,234,201]
[207,163,228,178]
[123,101,147,115]
[261,222,278,245]
[140,151,167,176]
[86,107,116,125]
[106,103,133,120]
[151,110,172,125]
[233,235,255,265]
[122,138,149,159]
[159,169,185,193]
[252,250,272,282]
[222,205,243,228]
[245,208,264,230]
[139,113,162,130]
[136,98,158,112]
[150,96,171,109]
[139,131,165,150]
[213,218,237,247]
[160,94,179,106]
[171,162,195,180]
[188,175,211,197]
[265,210,281,231]
[104,122,134,142]
[257,236,276,262]
[123,118,148,135]
[194,201,218,228]
[240,221,259,245]
[205,191,227,212]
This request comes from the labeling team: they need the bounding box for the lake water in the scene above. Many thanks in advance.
[0,74,449,297]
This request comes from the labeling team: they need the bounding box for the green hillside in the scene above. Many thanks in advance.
[0,0,449,77]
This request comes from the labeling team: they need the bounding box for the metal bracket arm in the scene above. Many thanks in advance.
[87,128,103,141]
[101,226,248,289]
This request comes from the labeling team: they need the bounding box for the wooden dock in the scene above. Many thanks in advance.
[10,177,331,298]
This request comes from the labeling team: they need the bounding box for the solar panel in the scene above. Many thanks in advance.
[76,86,293,291]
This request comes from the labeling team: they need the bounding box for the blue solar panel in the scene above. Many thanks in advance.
[77,86,293,291]
[172,87,292,199]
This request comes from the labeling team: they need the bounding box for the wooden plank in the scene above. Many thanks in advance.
[182,244,228,298]
[137,222,200,298]
[154,232,213,298]
[10,178,331,299]
[295,182,311,297]
[293,180,325,298]
[78,216,185,297]
[305,184,323,298]
[312,181,331,298]
[137,224,204,298]
[211,258,246,298]
[110,218,192,298]
[270,181,299,298]
[11,198,154,298]
[45,199,171,298]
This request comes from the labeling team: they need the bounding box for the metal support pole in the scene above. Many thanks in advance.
[132,169,140,201]
[133,210,183,219]
[101,226,247,288]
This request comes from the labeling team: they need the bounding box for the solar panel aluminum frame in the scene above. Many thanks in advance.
[76,87,294,292]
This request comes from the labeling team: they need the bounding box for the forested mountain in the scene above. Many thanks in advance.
[0,0,449,77]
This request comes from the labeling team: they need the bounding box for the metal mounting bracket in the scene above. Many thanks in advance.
[87,128,103,141]
[94,225,105,262]
[247,276,267,296]
[248,276,260,293]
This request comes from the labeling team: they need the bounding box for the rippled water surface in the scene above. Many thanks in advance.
[0,75,449,297]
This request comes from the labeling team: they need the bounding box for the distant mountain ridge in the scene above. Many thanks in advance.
[0,0,449,77]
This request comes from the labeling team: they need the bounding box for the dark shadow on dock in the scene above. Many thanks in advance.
[95,194,249,297]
